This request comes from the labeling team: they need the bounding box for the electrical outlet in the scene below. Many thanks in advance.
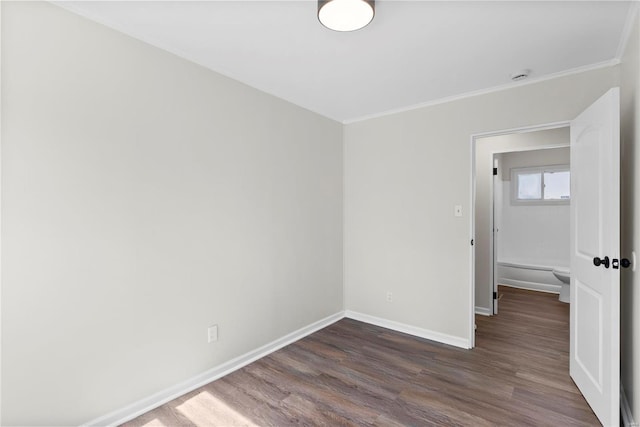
[208,325,218,343]
[386,292,393,302]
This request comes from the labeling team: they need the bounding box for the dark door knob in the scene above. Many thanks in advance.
[593,256,610,268]
[621,258,631,268]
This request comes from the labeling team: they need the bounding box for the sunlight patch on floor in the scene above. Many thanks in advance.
[140,418,168,427]
[176,390,259,427]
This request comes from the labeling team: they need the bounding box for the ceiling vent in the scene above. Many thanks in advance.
[511,70,530,82]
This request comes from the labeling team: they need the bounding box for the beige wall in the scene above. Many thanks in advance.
[620,8,640,423]
[344,67,617,342]
[1,2,343,425]
[474,129,569,311]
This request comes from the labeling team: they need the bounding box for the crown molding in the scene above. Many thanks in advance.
[343,59,619,124]
[615,1,640,60]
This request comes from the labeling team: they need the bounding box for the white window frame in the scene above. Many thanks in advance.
[510,164,570,206]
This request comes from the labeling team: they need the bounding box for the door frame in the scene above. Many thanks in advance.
[469,121,570,348]
[492,155,500,315]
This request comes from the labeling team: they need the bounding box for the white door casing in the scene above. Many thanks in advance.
[570,88,620,427]
[492,156,500,315]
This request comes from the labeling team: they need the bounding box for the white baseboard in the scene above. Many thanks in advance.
[81,311,344,427]
[499,280,560,294]
[344,310,471,349]
[475,306,492,316]
[621,383,638,427]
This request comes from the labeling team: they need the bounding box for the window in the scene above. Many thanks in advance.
[511,165,570,205]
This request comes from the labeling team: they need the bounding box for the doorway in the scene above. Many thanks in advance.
[468,87,622,427]
[471,125,570,320]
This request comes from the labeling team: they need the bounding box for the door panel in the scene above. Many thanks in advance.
[575,281,602,388]
[574,128,601,257]
[570,87,620,427]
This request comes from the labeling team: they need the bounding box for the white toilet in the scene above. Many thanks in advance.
[552,268,570,303]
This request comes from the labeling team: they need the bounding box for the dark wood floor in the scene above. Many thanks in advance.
[123,286,599,426]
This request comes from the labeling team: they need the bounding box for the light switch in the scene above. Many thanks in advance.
[208,325,218,343]
[454,205,463,217]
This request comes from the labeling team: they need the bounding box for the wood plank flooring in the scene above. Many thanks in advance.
[122,286,599,426]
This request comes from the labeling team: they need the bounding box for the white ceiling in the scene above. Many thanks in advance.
[56,1,635,123]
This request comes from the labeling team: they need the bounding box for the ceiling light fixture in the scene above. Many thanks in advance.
[318,0,375,32]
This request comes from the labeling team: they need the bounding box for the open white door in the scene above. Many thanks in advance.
[570,87,620,427]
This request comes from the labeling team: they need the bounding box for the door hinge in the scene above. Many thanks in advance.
[493,167,498,176]
[493,291,497,299]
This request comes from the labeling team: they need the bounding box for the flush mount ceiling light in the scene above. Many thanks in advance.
[318,0,375,32]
